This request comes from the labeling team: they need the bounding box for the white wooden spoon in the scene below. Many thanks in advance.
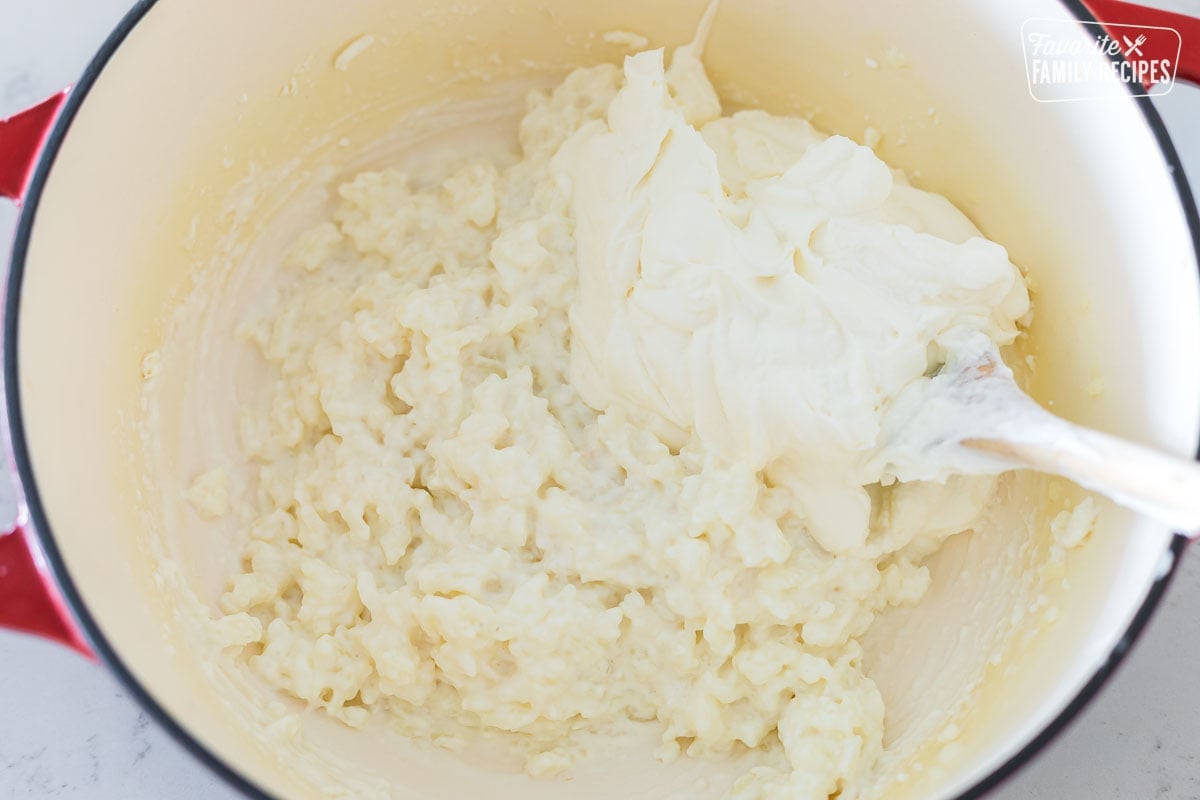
[873,332,1200,535]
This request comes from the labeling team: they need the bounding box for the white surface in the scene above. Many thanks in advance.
[1,1,1199,798]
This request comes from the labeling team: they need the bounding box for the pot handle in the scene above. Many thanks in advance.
[0,90,92,658]
[1082,0,1200,87]
[0,90,69,203]
[0,523,93,657]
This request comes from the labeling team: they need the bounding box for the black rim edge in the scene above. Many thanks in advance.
[2,3,1197,800]
[2,1,273,798]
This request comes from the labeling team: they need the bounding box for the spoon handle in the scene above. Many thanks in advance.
[965,424,1200,536]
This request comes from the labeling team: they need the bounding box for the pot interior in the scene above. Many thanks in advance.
[13,0,1200,798]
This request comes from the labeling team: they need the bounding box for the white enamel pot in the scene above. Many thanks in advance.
[1,1,1199,798]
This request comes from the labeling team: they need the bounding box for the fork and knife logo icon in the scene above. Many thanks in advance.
[1121,33,1147,57]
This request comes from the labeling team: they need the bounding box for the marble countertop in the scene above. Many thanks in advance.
[2,1,1199,798]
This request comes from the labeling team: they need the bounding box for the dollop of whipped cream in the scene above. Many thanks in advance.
[552,49,1030,553]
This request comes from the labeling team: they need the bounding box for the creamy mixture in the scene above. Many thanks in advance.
[208,43,1029,800]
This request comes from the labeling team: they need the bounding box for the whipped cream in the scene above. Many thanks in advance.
[554,50,1030,553]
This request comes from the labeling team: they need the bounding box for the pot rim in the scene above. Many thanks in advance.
[3,1,1196,799]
